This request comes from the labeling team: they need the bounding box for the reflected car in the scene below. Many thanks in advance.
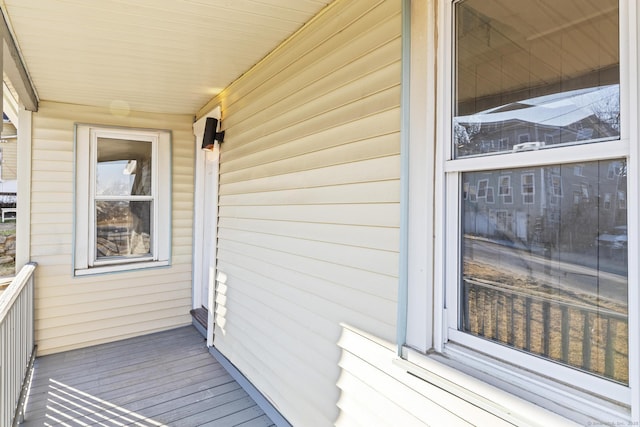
[596,226,628,250]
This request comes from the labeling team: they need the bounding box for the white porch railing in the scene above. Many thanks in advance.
[0,262,37,426]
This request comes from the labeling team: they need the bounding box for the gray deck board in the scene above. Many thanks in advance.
[22,326,275,427]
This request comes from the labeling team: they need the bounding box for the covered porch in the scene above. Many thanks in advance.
[22,326,274,427]
[1,264,288,426]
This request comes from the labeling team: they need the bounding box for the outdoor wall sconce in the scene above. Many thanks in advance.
[201,117,225,150]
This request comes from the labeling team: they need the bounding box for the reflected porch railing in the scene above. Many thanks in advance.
[0,262,37,426]
[463,277,629,383]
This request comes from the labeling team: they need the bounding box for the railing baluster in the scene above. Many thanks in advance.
[508,295,515,346]
[493,290,500,341]
[525,297,532,352]
[561,305,569,363]
[605,319,616,378]
[542,301,550,356]
[479,285,486,337]
[463,280,470,332]
[582,311,592,372]
[0,262,37,426]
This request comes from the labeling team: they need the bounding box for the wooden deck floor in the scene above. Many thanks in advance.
[21,326,275,427]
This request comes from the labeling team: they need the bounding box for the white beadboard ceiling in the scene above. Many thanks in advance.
[0,0,333,115]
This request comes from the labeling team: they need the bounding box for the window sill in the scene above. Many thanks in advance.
[398,346,631,426]
[74,260,169,276]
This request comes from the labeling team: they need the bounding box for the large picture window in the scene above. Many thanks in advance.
[444,0,629,404]
[74,125,171,276]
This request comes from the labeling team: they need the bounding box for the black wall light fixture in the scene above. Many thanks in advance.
[202,117,225,150]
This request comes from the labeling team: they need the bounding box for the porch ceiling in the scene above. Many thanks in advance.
[0,0,332,115]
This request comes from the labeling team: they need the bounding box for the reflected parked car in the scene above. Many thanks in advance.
[597,225,628,250]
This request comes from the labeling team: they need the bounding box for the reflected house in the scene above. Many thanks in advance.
[455,85,620,156]
[457,86,625,256]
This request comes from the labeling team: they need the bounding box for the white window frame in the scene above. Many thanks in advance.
[404,0,640,422]
[74,124,172,276]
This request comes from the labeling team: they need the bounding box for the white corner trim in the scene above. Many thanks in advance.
[192,105,221,349]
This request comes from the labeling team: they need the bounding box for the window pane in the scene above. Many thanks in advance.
[96,138,152,196]
[461,160,628,383]
[454,0,619,157]
[96,201,152,259]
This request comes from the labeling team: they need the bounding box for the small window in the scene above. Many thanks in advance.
[521,173,535,204]
[498,175,510,196]
[477,179,488,198]
[551,174,563,197]
[74,125,171,275]
[486,187,495,204]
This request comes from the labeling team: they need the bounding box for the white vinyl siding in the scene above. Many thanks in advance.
[207,0,401,425]
[31,101,194,355]
[335,325,576,427]
[2,141,17,181]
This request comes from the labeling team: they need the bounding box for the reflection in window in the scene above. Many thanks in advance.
[454,0,619,157]
[95,138,153,260]
[461,160,628,383]
[521,174,535,204]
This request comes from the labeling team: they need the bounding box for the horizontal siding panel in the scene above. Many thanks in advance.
[33,263,193,288]
[222,112,399,175]
[31,224,73,238]
[217,300,338,427]
[217,246,397,328]
[37,296,191,329]
[221,0,395,114]
[218,217,399,251]
[219,203,399,227]
[218,238,397,300]
[36,271,192,299]
[337,326,511,426]
[218,228,398,276]
[221,86,399,168]
[31,159,73,172]
[214,329,333,427]
[32,150,72,161]
[336,373,427,427]
[31,244,72,257]
[30,213,72,225]
[221,131,399,183]
[224,59,400,155]
[220,109,400,174]
[35,313,191,346]
[37,283,191,310]
[216,260,395,348]
[220,155,400,195]
[220,180,399,206]
[227,280,341,381]
[31,170,73,182]
[225,37,401,150]
[26,233,72,246]
[36,315,191,356]
[30,202,75,214]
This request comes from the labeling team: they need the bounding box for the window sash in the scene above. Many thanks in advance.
[87,129,161,268]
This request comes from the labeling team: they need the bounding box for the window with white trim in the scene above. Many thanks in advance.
[74,125,171,276]
[441,0,631,411]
